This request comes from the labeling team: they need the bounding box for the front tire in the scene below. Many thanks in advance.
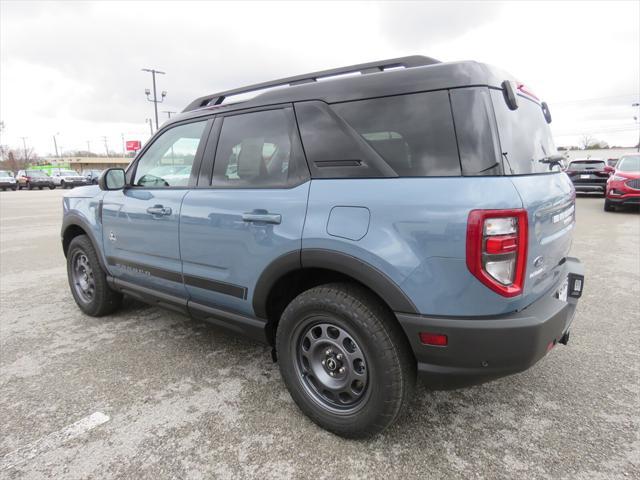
[49,184,55,190]
[276,283,416,438]
[67,235,122,316]
[604,199,614,212]
[27,182,33,190]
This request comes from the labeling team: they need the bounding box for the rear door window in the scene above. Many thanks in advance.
[211,108,307,188]
[490,89,557,175]
[331,91,461,176]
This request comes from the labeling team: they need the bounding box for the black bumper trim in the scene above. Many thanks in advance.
[396,257,584,387]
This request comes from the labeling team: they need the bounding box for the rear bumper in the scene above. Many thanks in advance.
[396,257,584,387]
[572,183,605,192]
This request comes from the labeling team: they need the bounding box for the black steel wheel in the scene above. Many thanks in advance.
[294,321,370,414]
[276,283,415,438]
[66,235,122,316]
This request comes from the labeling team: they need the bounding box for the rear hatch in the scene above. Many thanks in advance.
[566,160,608,185]
[489,87,574,306]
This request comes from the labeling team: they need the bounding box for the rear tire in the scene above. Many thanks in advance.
[27,182,33,190]
[67,235,122,316]
[276,282,416,438]
[61,180,66,189]
[49,184,56,190]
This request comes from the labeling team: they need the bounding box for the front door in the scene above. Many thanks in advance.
[180,107,310,316]
[102,119,210,299]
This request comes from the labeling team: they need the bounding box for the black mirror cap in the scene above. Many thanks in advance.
[541,101,552,124]
[98,168,126,191]
[501,80,519,110]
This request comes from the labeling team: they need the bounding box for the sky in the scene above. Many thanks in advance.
[1,0,639,157]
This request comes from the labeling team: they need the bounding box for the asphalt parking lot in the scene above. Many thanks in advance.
[0,189,638,479]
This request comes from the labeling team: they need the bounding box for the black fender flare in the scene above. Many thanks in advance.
[252,248,418,318]
[61,213,108,271]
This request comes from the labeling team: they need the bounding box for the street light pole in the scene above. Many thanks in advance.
[633,102,640,152]
[53,133,60,158]
[20,136,28,162]
[142,68,166,130]
[102,136,109,156]
[146,118,153,136]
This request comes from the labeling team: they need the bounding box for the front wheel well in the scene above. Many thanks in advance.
[264,268,406,347]
[62,224,88,257]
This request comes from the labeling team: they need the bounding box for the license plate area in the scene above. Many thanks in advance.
[580,174,590,179]
[556,277,569,302]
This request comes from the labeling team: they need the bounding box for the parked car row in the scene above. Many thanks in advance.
[0,169,102,191]
[562,154,640,212]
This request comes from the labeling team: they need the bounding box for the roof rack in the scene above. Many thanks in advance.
[182,55,440,112]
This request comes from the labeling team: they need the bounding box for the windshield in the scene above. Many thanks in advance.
[490,90,557,175]
[0,170,11,177]
[27,170,48,177]
[60,170,78,175]
[617,155,640,172]
[569,160,606,170]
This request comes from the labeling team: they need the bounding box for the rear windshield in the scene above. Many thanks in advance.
[26,170,48,177]
[569,160,606,170]
[616,155,640,172]
[490,89,557,175]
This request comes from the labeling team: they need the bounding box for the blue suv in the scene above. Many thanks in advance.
[62,56,584,437]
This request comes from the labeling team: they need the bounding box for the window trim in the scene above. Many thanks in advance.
[198,103,311,190]
[126,117,214,190]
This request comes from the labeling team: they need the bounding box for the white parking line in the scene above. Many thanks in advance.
[0,412,110,471]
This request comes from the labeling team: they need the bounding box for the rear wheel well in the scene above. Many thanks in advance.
[264,268,405,347]
[62,225,88,257]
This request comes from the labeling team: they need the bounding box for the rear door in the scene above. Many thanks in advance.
[179,106,310,317]
[102,119,211,301]
[489,88,575,302]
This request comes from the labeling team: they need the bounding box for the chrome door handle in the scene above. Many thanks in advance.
[146,205,172,216]
[242,212,282,224]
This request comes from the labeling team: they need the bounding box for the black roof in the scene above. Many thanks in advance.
[170,56,516,125]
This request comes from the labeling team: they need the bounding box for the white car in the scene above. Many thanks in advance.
[49,168,89,188]
[0,170,17,190]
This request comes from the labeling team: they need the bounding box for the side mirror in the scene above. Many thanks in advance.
[99,168,126,190]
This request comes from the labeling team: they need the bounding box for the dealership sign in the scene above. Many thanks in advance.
[125,140,142,152]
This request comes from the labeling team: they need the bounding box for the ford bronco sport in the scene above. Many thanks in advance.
[61,56,584,438]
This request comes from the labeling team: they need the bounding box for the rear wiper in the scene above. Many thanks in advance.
[537,154,565,170]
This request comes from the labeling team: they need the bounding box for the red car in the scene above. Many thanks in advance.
[604,154,640,211]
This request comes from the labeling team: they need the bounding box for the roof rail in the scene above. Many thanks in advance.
[182,55,440,112]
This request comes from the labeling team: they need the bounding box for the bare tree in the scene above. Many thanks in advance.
[579,134,595,150]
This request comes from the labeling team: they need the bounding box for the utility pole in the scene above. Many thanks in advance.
[146,118,153,136]
[121,133,126,156]
[633,102,640,152]
[86,140,91,154]
[142,68,166,130]
[102,136,109,157]
[20,136,28,162]
[53,133,60,157]
[162,110,176,119]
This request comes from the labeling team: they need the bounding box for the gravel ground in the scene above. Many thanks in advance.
[0,189,638,479]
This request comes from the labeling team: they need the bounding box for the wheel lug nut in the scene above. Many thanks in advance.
[329,372,335,376]
[339,367,345,373]
[336,354,343,361]
[321,360,325,365]
[325,349,332,355]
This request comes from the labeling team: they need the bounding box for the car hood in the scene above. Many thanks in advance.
[63,185,101,198]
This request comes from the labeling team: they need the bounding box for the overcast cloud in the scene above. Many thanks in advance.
[1,0,638,155]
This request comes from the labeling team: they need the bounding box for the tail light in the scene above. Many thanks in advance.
[466,209,528,297]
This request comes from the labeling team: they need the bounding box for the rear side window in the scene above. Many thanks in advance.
[490,89,557,175]
[332,91,461,176]
[212,108,307,188]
